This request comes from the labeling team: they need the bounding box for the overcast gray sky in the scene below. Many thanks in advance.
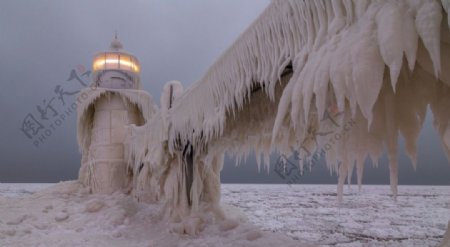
[0,0,449,185]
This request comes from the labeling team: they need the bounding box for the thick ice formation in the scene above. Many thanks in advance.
[76,0,450,244]
[77,88,156,193]
[163,0,450,202]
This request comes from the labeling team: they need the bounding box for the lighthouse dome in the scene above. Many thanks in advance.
[91,34,141,89]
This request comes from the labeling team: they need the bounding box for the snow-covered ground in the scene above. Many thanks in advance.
[0,182,307,247]
[0,183,448,246]
[222,184,450,246]
[0,183,54,198]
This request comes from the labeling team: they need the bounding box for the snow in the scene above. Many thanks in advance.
[0,183,53,198]
[222,184,450,246]
[0,183,448,247]
[0,182,308,247]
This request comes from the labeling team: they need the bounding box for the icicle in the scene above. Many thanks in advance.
[272,80,295,143]
[351,31,384,126]
[389,156,399,201]
[347,161,354,190]
[337,162,347,204]
[415,0,443,78]
[356,159,364,192]
[403,8,419,71]
[313,56,331,121]
[376,2,405,91]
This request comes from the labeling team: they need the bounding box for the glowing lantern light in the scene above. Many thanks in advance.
[91,33,141,89]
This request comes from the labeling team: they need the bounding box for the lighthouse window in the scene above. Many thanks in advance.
[93,54,106,71]
[92,53,140,73]
[120,55,131,71]
[105,53,120,70]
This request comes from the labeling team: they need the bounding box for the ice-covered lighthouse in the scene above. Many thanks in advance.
[76,35,156,194]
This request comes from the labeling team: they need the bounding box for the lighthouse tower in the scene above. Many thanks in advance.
[77,35,155,194]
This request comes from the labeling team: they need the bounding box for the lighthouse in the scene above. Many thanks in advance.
[77,35,156,194]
